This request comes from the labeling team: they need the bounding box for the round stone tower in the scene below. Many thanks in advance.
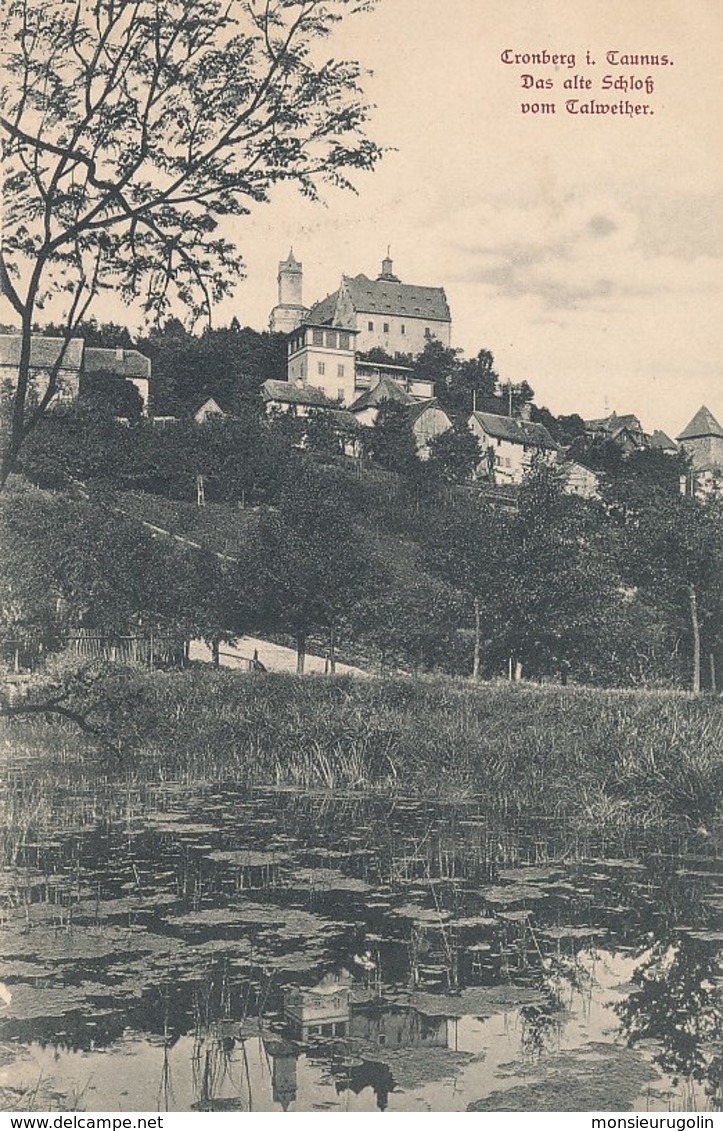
[269,249,308,334]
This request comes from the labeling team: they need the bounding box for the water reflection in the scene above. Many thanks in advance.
[0,781,720,1112]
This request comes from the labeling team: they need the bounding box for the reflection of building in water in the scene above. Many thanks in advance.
[351,1001,450,1050]
[284,970,352,1039]
[264,1038,298,1111]
[334,1057,395,1112]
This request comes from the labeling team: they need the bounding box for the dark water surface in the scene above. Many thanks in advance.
[1,776,721,1112]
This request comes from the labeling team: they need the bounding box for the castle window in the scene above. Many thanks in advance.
[368,321,374,331]
[326,330,338,349]
[383,322,390,333]
[401,324,406,335]
[424,327,431,337]
[312,328,324,346]
[318,362,325,375]
[337,364,345,377]
[339,332,350,349]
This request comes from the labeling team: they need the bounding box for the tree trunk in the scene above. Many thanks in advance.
[211,638,220,668]
[471,596,481,680]
[296,632,306,675]
[709,652,717,694]
[514,659,523,683]
[329,624,337,675]
[689,585,701,694]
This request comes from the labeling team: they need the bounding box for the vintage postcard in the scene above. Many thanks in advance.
[0,0,721,1118]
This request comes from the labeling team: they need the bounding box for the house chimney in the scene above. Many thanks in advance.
[115,347,125,361]
[517,402,533,422]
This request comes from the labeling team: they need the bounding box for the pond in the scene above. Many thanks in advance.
[1,776,721,1113]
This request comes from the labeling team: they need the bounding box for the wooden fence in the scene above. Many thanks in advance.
[66,628,186,668]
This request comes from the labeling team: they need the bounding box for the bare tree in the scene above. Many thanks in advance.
[0,0,381,484]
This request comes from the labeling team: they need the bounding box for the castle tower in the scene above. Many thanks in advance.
[269,249,308,334]
[378,247,400,282]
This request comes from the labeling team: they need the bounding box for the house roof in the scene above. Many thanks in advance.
[261,379,335,407]
[559,458,600,480]
[84,346,150,380]
[192,395,227,417]
[309,274,451,325]
[329,408,361,430]
[470,411,559,450]
[648,429,677,450]
[350,376,415,412]
[676,405,723,441]
[584,411,643,437]
[0,334,84,371]
[405,397,451,426]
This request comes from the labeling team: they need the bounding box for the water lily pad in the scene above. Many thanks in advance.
[482,885,546,905]
[538,926,607,940]
[205,849,290,867]
[409,984,546,1019]
[468,1042,657,1111]
[289,867,371,893]
[497,867,565,884]
[393,903,452,923]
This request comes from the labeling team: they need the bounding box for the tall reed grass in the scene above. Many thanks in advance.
[2,670,721,830]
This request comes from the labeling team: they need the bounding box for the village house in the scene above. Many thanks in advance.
[677,405,723,498]
[404,399,454,459]
[558,458,601,500]
[347,375,415,426]
[0,335,84,405]
[648,429,678,455]
[469,409,558,486]
[83,346,151,413]
[192,396,227,424]
[0,334,151,413]
[260,378,361,456]
[583,411,647,453]
[261,378,339,416]
[346,377,452,456]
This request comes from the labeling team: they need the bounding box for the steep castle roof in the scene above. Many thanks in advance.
[309,274,451,325]
[676,405,723,441]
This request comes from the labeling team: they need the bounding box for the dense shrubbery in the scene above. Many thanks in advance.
[5,385,723,690]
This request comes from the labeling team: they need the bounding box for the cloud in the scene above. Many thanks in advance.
[435,191,723,315]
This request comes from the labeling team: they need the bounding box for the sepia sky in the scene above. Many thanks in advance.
[11,0,723,437]
[220,0,723,437]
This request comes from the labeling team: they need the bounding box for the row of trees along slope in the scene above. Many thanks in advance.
[4,406,722,688]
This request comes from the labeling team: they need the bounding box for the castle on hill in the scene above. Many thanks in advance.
[268,249,451,410]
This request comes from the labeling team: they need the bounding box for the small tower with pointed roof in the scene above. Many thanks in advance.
[269,249,308,334]
[378,247,400,282]
[676,405,723,473]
